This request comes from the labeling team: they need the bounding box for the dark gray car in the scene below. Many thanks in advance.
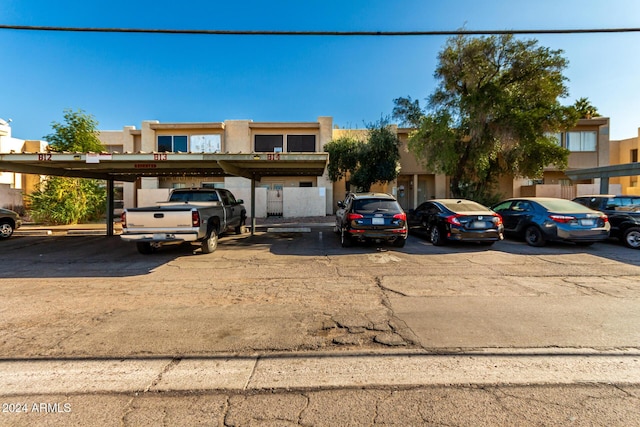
[335,192,408,248]
[0,207,22,239]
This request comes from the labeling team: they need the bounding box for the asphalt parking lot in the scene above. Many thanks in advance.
[1,224,640,425]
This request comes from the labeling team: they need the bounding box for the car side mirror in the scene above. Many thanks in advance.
[337,201,345,209]
[236,199,244,204]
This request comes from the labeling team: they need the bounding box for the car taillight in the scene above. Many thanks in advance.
[192,210,201,227]
[446,215,462,226]
[393,212,406,221]
[493,214,503,226]
[601,215,609,223]
[347,213,364,221]
[549,214,576,223]
[121,212,127,228]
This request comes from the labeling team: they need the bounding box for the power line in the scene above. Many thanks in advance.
[2,24,640,36]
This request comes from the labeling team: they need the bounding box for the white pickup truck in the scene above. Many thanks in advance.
[121,188,246,254]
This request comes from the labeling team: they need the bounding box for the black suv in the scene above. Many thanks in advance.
[573,195,640,249]
[335,192,408,248]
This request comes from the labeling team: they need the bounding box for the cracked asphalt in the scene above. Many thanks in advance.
[1,222,640,426]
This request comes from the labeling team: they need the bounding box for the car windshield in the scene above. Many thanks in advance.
[353,199,400,213]
[537,199,593,213]
[440,200,489,212]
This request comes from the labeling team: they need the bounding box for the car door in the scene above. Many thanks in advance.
[218,190,238,228]
[409,202,430,229]
[492,200,526,232]
[423,202,441,231]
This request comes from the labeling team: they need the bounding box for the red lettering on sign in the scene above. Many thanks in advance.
[38,154,52,161]
[154,153,168,161]
[134,164,157,168]
[267,153,281,160]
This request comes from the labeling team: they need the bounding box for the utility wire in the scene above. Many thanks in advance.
[2,24,640,36]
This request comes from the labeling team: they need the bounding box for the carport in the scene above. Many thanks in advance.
[565,162,640,194]
[0,151,329,235]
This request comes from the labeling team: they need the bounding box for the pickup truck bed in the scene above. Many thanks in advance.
[121,189,246,254]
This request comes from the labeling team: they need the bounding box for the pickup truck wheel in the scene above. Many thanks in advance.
[623,227,640,249]
[235,216,246,234]
[201,229,218,254]
[136,242,154,255]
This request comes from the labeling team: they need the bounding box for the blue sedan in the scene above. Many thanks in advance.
[492,197,610,247]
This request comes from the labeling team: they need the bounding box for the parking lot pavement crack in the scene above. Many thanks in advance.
[298,393,311,425]
[145,357,181,392]
[244,357,260,390]
[562,278,618,297]
[374,277,421,347]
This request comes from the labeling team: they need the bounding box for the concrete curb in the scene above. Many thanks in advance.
[2,349,638,395]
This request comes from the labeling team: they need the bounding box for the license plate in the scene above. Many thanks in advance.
[372,217,384,225]
[471,221,487,229]
[580,219,595,226]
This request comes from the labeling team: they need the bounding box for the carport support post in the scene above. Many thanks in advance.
[251,175,256,235]
[106,178,114,236]
[599,176,610,195]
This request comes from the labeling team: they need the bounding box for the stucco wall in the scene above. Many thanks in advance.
[283,187,326,217]
[0,184,23,209]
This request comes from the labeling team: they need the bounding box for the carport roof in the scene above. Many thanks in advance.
[0,152,329,181]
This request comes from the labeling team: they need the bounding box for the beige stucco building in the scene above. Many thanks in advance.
[96,115,633,216]
[0,118,46,209]
[3,115,637,217]
[610,128,640,195]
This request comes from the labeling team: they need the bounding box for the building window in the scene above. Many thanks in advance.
[545,132,562,146]
[158,135,188,152]
[191,135,221,153]
[631,149,638,163]
[287,135,316,152]
[255,135,283,152]
[566,131,596,152]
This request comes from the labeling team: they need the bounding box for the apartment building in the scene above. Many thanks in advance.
[0,118,46,209]
[610,128,640,195]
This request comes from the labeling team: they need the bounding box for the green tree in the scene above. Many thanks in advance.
[27,109,107,224]
[324,119,401,192]
[393,34,579,204]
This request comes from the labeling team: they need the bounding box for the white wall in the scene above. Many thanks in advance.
[137,189,171,207]
[0,184,23,209]
[227,187,267,218]
[283,187,326,217]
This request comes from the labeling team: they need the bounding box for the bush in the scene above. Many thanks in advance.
[27,177,106,225]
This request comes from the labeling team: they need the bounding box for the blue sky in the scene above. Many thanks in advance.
[2,0,640,141]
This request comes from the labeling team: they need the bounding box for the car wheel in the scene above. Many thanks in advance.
[525,226,546,247]
[430,226,445,246]
[136,242,154,255]
[201,228,218,254]
[622,227,640,249]
[340,228,352,247]
[0,221,14,239]
[393,237,406,248]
